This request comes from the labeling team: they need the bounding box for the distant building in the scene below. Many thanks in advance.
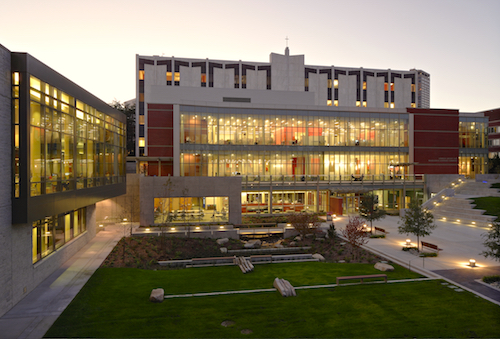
[482,108,500,158]
[130,49,487,227]
[0,44,126,317]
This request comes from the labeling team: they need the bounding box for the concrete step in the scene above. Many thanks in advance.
[433,207,487,216]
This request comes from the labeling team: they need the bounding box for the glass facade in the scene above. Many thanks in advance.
[179,106,409,179]
[154,197,229,224]
[32,208,86,263]
[25,76,126,197]
[458,116,489,178]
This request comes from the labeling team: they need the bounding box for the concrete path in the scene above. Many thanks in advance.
[0,225,126,339]
[329,214,500,304]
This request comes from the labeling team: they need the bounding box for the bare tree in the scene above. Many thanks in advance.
[341,216,369,260]
[359,192,386,234]
[481,222,500,261]
[287,212,320,237]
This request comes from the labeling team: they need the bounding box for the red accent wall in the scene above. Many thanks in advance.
[147,104,174,176]
[408,108,459,175]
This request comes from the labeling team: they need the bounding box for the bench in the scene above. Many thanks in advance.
[421,241,443,252]
[374,227,389,235]
[250,255,273,263]
[336,274,387,285]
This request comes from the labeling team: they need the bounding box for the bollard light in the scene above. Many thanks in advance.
[406,239,411,247]
[469,259,476,267]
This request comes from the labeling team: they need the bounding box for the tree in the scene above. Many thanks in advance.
[341,216,368,260]
[111,100,136,156]
[287,212,320,237]
[359,192,386,234]
[398,200,436,251]
[481,222,500,261]
[488,154,500,174]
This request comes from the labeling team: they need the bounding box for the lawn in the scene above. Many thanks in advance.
[471,196,500,221]
[44,263,500,338]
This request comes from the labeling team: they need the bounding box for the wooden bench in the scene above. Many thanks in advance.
[336,274,387,285]
[421,241,443,252]
[374,227,389,235]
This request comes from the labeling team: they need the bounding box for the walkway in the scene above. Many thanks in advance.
[0,225,126,339]
[330,215,500,304]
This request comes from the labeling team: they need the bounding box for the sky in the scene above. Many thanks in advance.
[1,0,499,112]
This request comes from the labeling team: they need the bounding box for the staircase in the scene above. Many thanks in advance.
[430,180,500,227]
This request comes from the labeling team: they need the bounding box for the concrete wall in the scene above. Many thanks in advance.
[139,176,242,226]
[96,173,140,223]
[425,174,464,197]
[0,44,13,317]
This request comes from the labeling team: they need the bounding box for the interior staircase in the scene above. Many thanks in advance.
[430,180,500,227]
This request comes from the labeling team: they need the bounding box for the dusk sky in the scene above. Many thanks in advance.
[1,0,499,112]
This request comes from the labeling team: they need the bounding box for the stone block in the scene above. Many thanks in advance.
[150,288,164,303]
[374,262,394,272]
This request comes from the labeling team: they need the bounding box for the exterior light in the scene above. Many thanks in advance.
[123,218,128,221]
[471,222,475,225]
[99,224,103,227]
[145,228,150,231]
[456,219,460,223]
[171,227,176,231]
[219,226,224,229]
[406,239,411,247]
[489,224,493,227]
[196,226,200,230]
[286,223,291,227]
[442,217,446,221]
[469,259,476,267]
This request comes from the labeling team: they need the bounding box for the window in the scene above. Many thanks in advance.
[139,137,145,147]
[327,100,332,106]
[166,72,172,82]
[139,70,145,80]
[333,80,339,88]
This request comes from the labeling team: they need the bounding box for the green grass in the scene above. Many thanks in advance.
[45,264,500,338]
[471,196,500,221]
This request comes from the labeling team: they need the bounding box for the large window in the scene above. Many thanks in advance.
[25,76,126,196]
[153,197,228,224]
[32,208,86,263]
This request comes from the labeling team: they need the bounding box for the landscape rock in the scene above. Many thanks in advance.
[149,288,164,303]
[244,239,261,249]
[374,262,394,272]
[216,238,229,245]
[315,237,325,241]
[220,247,228,254]
[294,235,302,241]
[274,243,284,248]
[289,241,296,247]
[241,329,253,334]
[312,253,325,262]
[221,320,235,327]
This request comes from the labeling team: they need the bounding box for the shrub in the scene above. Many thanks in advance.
[402,246,418,251]
[370,234,385,238]
[420,252,438,257]
[482,275,500,284]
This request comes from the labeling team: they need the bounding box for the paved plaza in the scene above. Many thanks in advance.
[1,216,499,339]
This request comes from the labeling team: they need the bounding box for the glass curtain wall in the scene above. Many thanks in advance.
[27,76,126,196]
[32,207,86,263]
[179,107,408,178]
[459,117,488,178]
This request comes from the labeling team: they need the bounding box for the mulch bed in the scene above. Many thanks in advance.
[101,232,383,269]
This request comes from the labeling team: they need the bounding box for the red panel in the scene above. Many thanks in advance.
[414,131,458,148]
[161,163,173,176]
[148,129,173,146]
[148,103,173,110]
[147,162,158,176]
[148,110,173,128]
[414,116,458,131]
[414,164,458,175]
[148,147,173,157]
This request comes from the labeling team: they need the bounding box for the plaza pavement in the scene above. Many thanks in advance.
[1,216,499,339]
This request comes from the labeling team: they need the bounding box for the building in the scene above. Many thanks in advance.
[131,49,488,227]
[482,108,500,159]
[0,44,126,317]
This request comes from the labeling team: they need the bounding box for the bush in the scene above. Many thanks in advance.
[482,275,500,284]
[402,246,418,251]
[420,252,438,257]
[370,234,385,238]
